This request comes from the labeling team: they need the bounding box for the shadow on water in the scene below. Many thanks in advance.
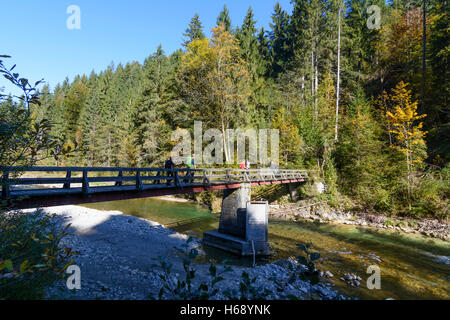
[82,198,450,300]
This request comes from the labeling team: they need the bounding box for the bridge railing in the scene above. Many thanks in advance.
[1,166,307,199]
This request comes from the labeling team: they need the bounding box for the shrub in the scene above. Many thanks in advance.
[409,164,449,220]
[384,218,395,227]
[0,209,76,299]
[152,239,327,300]
[194,191,218,211]
[151,237,232,300]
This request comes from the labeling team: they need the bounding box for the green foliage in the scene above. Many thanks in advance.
[296,243,320,285]
[217,5,232,32]
[12,1,447,219]
[183,13,206,48]
[295,243,321,299]
[0,56,66,168]
[194,191,216,210]
[0,57,75,300]
[223,271,272,300]
[408,164,450,219]
[268,2,291,77]
[151,237,231,300]
[252,184,289,203]
[384,218,396,227]
[152,238,330,300]
[0,210,76,299]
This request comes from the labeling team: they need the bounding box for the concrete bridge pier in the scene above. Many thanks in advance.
[288,182,301,202]
[203,184,271,256]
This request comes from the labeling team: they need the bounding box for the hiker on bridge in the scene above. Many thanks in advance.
[184,154,195,183]
[164,156,175,185]
[269,160,280,176]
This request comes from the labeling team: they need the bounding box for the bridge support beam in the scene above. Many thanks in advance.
[288,182,301,202]
[203,184,270,256]
[218,184,251,237]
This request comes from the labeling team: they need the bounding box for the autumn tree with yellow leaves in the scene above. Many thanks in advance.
[178,24,251,162]
[272,107,302,165]
[384,81,427,210]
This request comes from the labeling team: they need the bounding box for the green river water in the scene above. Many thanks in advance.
[82,197,450,300]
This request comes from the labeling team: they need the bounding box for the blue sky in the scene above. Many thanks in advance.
[2,0,293,94]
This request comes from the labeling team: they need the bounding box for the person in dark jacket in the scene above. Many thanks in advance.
[165,157,175,185]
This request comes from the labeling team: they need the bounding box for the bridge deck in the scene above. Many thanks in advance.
[1,167,307,209]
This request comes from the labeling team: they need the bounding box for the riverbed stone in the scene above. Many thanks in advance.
[40,205,350,300]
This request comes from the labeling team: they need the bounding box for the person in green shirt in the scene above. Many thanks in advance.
[186,155,194,168]
[185,154,195,183]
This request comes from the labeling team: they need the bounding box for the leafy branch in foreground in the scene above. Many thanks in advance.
[296,243,321,299]
[152,239,328,300]
[0,55,43,111]
[0,56,76,299]
[0,210,78,299]
[150,237,232,300]
[0,55,70,169]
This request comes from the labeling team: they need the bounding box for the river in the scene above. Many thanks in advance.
[81,197,450,300]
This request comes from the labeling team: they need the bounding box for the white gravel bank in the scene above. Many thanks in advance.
[41,205,346,300]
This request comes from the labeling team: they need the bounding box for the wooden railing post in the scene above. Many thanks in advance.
[271,169,276,180]
[82,170,90,195]
[174,170,181,187]
[226,169,231,183]
[136,170,143,191]
[155,170,160,185]
[244,170,250,182]
[63,171,71,189]
[115,170,123,186]
[2,170,10,200]
[203,170,210,186]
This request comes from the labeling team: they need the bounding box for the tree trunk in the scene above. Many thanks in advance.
[301,75,305,103]
[314,53,318,120]
[334,9,341,142]
[405,130,412,211]
[421,0,426,114]
[107,130,111,167]
[222,119,230,163]
[311,51,315,120]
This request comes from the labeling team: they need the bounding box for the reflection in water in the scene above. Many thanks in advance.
[82,197,450,300]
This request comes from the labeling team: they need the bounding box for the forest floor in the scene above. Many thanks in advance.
[42,205,348,300]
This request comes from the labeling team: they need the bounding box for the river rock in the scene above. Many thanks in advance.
[38,205,354,301]
[425,253,450,265]
[341,273,362,286]
[321,271,334,278]
[368,253,382,263]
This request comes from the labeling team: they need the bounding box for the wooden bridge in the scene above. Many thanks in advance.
[1,166,307,210]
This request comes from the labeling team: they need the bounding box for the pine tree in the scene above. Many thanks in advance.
[333,0,344,141]
[257,27,270,76]
[217,5,232,32]
[429,0,449,125]
[183,13,205,49]
[268,2,291,77]
[334,90,391,209]
[62,78,88,150]
[237,7,260,79]
[133,47,173,166]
